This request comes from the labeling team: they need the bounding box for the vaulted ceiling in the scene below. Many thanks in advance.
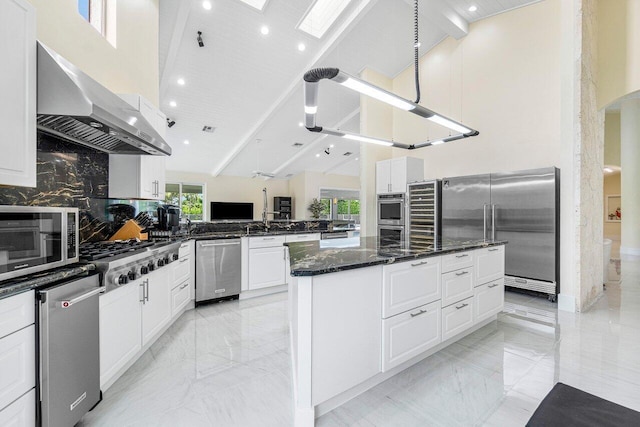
[159,0,539,178]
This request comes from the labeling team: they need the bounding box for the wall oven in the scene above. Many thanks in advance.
[0,206,79,282]
[378,225,405,249]
[377,193,405,226]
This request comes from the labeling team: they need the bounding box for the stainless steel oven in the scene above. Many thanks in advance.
[378,225,405,249]
[377,193,405,226]
[0,206,79,282]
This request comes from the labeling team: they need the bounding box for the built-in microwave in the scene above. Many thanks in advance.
[0,206,79,282]
[377,193,405,226]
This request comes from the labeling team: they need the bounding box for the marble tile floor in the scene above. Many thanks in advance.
[81,258,640,426]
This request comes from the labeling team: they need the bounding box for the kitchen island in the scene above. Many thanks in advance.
[286,237,507,426]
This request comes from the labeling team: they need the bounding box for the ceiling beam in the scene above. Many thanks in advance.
[272,108,360,176]
[159,1,192,101]
[210,0,379,177]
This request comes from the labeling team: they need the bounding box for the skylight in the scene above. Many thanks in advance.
[238,0,268,11]
[297,0,351,39]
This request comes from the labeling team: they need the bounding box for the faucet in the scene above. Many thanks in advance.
[261,187,279,230]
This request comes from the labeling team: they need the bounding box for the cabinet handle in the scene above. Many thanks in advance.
[488,283,500,288]
[411,261,428,267]
[489,248,499,252]
[179,258,189,263]
[179,283,189,290]
[455,303,469,310]
[180,243,188,249]
[455,254,468,259]
[455,271,469,276]
[139,281,146,304]
[410,309,427,317]
[144,279,150,303]
[263,237,275,240]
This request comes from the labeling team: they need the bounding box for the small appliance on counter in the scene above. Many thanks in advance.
[0,206,79,282]
[157,205,180,231]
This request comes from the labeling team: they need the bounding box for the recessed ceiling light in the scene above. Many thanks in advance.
[238,0,267,11]
[169,101,177,107]
[315,153,320,158]
[202,1,212,10]
[355,157,359,161]
[329,144,334,148]
[468,5,477,12]
[298,43,306,52]
[260,25,269,35]
[298,122,304,127]
[177,78,185,86]
[183,140,190,145]
[297,0,351,39]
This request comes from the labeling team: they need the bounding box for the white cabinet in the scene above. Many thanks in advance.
[100,267,173,388]
[376,157,424,194]
[441,251,474,274]
[247,236,288,291]
[118,94,167,139]
[382,301,441,372]
[441,267,474,308]
[0,389,35,427]
[0,0,36,187]
[382,257,441,318]
[0,291,34,340]
[171,281,191,317]
[248,246,286,290]
[475,246,505,285]
[141,271,172,346]
[474,280,504,323]
[284,233,320,243]
[0,326,35,412]
[108,154,166,200]
[99,281,142,389]
[442,296,474,341]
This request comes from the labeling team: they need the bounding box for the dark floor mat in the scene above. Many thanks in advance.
[527,382,640,427]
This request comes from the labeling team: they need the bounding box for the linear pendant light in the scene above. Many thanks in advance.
[303,67,479,149]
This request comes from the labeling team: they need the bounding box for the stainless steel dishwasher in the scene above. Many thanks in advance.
[195,239,241,304]
[37,272,103,427]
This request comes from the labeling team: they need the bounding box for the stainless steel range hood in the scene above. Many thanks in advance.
[36,42,171,156]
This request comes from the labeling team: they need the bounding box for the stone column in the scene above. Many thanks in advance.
[620,98,640,256]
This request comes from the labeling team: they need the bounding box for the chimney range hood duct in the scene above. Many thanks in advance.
[36,42,172,156]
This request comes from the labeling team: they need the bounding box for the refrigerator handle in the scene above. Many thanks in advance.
[483,204,488,241]
[492,204,496,241]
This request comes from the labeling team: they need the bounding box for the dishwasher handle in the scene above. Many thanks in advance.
[199,241,241,248]
[58,287,104,308]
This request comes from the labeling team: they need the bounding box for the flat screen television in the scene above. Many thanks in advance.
[210,202,254,220]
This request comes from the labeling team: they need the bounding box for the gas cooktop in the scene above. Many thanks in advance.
[79,240,156,261]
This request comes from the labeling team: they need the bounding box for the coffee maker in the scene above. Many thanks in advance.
[157,205,180,231]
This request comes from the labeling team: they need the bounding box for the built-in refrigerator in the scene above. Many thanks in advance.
[441,167,560,300]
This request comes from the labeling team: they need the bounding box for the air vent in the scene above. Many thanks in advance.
[343,151,353,156]
[285,174,293,178]
[202,126,216,133]
[292,142,303,148]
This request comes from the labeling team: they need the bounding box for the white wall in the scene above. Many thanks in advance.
[165,171,289,221]
[27,0,160,105]
[289,171,360,220]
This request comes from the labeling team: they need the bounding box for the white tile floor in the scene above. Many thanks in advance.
[80,257,640,426]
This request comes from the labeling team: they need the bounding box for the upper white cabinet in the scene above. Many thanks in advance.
[376,157,424,194]
[109,154,166,200]
[118,94,167,139]
[0,0,36,187]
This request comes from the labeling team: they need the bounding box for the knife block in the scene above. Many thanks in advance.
[109,219,148,241]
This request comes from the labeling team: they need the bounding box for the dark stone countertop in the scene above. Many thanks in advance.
[286,237,507,277]
[156,229,350,242]
[0,263,97,300]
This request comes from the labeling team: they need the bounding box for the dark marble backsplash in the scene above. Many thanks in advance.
[0,133,114,242]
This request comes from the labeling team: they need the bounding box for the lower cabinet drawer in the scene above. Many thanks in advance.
[0,325,35,412]
[441,267,474,308]
[474,280,504,324]
[171,281,191,317]
[0,291,34,340]
[442,297,474,342]
[382,301,441,372]
[0,388,35,427]
[173,256,190,285]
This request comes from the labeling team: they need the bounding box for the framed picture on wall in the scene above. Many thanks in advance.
[606,194,621,222]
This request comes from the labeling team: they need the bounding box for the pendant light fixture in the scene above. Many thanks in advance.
[302,0,478,149]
